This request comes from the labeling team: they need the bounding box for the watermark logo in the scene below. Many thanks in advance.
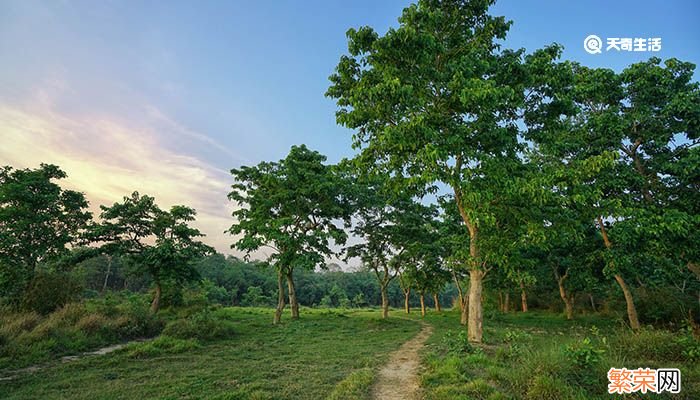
[584,35,662,54]
[608,368,680,394]
[584,35,603,54]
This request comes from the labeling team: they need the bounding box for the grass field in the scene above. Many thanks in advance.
[418,310,700,400]
[0,307,419,400]
[2,306,698,399]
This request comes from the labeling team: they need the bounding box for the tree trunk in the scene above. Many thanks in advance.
[460,295,468,325]
[102,255,112,293]
[381,285,389,319]
[286,271,299,319]
[433,293,441,312]
[453,272,468,325]
[150,282,161,313]
[273,270,286,324]
[504,292,510,313]
[589,293,597,312]
[467,269,484,343]
[598,216,640,331]
[520,282,528,312]
[420,292,426,317]
[454,184,484,342]
[498,291,504,312]
[557,275,574,320]
[614,273,640,330]
[404,288,411,314]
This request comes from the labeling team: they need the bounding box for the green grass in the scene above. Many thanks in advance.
[4,305,698,399]
[417,309,700,400]
[0,307,421,400]
[0,297,163,370]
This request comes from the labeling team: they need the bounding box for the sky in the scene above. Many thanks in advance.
[1,0,698,260]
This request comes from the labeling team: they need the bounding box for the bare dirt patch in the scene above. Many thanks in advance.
[371,323,433,400]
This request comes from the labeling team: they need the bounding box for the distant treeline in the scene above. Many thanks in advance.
[72,253,456,310]
[49,252,693,326]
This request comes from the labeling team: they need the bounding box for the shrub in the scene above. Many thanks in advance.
[673,327,700,362]
[21,271,82,314]
[114,296,164,338]
[440,330,481,355]
[564,337,605,369]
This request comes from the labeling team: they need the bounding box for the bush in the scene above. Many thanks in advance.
[21,271,82,314]
[564,337,605,369]
[113,295,164,338]
[162,309,235,341]
[440,330,481,355]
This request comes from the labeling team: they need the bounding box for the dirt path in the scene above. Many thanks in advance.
[0,340,149,381]
[371,323,433,400]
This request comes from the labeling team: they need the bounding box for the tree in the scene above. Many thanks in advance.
[397,263,415,314]
[328,0,533,342]
[96,192,213,312]
[525,54,700,329]
[347,171,435,319]
[229,145,351,324]
[0,164,91,305]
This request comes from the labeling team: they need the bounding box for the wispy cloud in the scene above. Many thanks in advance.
[0,87,238,255]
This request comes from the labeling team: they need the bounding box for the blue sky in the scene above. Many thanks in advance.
[1,0,698,255]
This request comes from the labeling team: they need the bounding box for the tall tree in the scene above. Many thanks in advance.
[229,145,351,324]
[525,54,700,329]
[96,192,213,312]
[0,164,91,305]
[328,0,532,342]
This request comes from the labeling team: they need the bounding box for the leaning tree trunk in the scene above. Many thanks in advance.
[419,292,426,317]
[453,273,468,325]
[614,273,640,330]
[504,292,510,313]
[286,270,299,320]
[150,282,162,313]
[380,284,389,319]
[589,293,597,312]
[556,272,574,320]
[273,271,286,324]
[467,269,484,342]
[598,216,640,330]
[520,282,528,312]
[433,293,441,312]
[404,288,411,314]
